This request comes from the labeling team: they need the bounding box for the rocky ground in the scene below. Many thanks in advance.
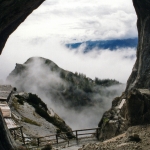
[10,94,56,137]
[79,124,150,150]
[9,92,74,139]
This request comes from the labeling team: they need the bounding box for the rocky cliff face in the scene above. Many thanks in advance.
[0,0,45,54]
[98,0,150,141]
[126,0,150,91]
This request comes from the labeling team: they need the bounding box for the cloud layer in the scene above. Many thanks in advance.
[0,0,138,129]
[1,37,136,83]
[7,0,137,42]
[7,57,126,129]
[1,0,137,83]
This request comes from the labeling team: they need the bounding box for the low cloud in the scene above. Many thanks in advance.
[0,0,138,130]
[7,57,126,130]
[1,37,136,83]
[1,0,137,82]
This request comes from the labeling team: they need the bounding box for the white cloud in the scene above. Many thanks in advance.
[1,36,136,83]
[0,0,138,128]
[9,0,137,42]
[1,0,137,83]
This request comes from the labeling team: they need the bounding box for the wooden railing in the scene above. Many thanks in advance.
[23,127,100,147]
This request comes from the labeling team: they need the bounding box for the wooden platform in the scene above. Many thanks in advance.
[4,118,18,129]
[0,85,13,101]
[0,101,11,117]
[138,89,150,95]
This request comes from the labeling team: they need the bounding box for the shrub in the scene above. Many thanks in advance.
[41,144,52,150]
[17,99,24,105]
[22,117,40,126]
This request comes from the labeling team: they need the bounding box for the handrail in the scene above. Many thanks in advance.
[23,127,100,147]
[23,127,100,139]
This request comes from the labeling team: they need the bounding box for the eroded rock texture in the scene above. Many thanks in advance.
[98,0,150,141]
[0,0,45,54]
[98,89,150,141]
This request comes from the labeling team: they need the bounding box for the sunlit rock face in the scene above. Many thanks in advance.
[98,0,150,141]
[0,0,45,54]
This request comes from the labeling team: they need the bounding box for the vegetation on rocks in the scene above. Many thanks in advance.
[21,116,40,126]
[14,93,74,138]
[41,144,52,150]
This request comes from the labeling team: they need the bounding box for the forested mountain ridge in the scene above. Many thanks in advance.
[7,57,120,109]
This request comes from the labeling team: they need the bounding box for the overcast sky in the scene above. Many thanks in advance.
[0,0,137,83]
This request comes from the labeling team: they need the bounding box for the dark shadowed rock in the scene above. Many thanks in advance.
[0,111,17,150]
[126,0,150,91]
[125,133,141,143]
[0,0,45,54]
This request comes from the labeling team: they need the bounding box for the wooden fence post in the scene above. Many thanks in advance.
[37,138,40,147]
[96,128,99,140]
[76,130,78,144]
[14,130,16,140]
[20,127,25,145]
[56,134,58,144]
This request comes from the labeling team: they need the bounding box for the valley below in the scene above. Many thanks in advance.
[7,57,124,130]
[1,0,150,150]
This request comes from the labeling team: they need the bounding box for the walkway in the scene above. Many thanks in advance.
[0,85,24,142]
[0,85,100,149]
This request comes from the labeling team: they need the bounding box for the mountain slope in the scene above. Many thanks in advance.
[11,92,74,138]
[7,57,121,110]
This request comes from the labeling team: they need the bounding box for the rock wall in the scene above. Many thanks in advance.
[98,0,150,141]
[0,0,45,54]
[126,0,150,91]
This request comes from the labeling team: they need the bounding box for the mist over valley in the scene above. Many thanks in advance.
[7,57,125,129]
